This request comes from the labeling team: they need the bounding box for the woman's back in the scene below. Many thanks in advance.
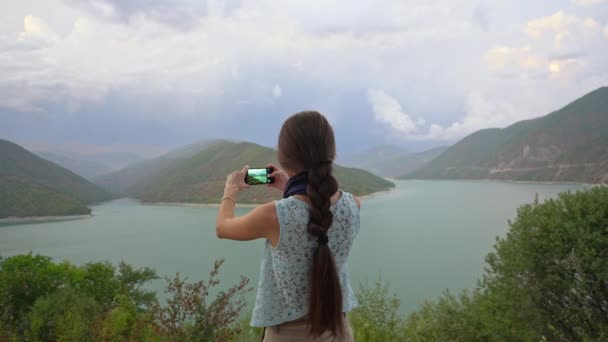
[216,111,357,340]
[251,191,360,327]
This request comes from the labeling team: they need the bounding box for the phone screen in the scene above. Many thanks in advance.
[245,168,274,185]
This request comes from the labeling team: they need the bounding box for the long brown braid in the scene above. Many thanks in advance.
[277,111,344,338]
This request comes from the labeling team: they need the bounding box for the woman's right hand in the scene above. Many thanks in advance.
[266,163,288,192]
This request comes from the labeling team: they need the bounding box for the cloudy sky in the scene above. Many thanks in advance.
[1,0,607,157]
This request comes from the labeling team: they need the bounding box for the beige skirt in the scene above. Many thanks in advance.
[261,316,354,342]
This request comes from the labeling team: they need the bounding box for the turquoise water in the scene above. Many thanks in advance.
[0,180,585,315]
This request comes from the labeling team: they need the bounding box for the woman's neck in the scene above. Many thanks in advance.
[293,191,342,206]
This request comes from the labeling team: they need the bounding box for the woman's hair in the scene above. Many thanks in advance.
[278,111,344,338]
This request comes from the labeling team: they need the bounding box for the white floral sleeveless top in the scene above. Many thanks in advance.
[250,191,360,327]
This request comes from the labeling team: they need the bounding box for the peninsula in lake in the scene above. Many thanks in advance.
[93,140,395,204]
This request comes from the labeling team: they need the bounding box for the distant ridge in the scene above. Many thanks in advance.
[95,140,394,204]
[341,145,408,177]
[0,177,91,218]
[342,145,447,178]
[403,87,608,183]
[35,151,113,179]
[0,139,112,204]
[0,139,112,218]
[93,139,230,195]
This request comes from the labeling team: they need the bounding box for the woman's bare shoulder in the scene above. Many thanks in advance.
[352,194,361,208]
[258,201,278,215]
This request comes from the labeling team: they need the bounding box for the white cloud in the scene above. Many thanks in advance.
[525,11,600,45]
[18,15,60,43]
[1,1,607,144]
[272,84,282,98]
[484,45,582,76]
[367,89,418,134]
[0,0,479,115]
[89,1,117,18]
[425,91,519,140]
[484,46,543,71]
[572,0,604,5]
[430,10,608,140]
[483,10,607,82]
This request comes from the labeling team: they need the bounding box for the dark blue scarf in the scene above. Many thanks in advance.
[283,171,309,198]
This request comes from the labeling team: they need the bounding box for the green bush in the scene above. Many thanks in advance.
[349,276,405,341]
[482,187,608,340]
[2,186,606,341]
[403,290,497,342]
[97,294,161,341]
[230,315,264,342]
[150,258,253,342]
[0,254,251,342]
[404,186,608,341]
[27,287,99,342]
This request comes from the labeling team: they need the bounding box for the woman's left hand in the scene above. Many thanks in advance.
[224,165,250,198]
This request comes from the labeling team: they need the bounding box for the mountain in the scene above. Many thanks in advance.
[403,87,608,183]
[35,151,113,179]
[342,145,447,178]
[93,139,226,195]
[0,176,91,218]
[83,151,143,171]
[34,150,143,179]
[392,147,448,178]
[96,140,394,204]
[0,139,112,204]
[340,145,408,177]
[342,145,408,167]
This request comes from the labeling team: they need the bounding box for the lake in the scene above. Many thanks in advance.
[0,180,586,315]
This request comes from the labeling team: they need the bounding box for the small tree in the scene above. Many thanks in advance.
[403,186,608,341]
[349,276,405,341]
[150,258,252,341]
[483,187,608,340]
[27,287,100,342]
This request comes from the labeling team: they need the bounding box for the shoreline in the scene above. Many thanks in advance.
[358,187,395,200]
[136,177,596,208]
[397,178,599,187]
[141,186,397,208]
[0,214,92,224]
[143,201,260,208]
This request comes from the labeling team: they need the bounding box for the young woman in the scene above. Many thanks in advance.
[216,111,360,341]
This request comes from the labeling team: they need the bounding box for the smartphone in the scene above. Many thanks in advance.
[244,167,275,185]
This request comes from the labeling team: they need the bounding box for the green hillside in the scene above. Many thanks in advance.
[93,139,226,195]
[392,146,448,178]
[0,176,91,218]
[97,140,394,204]
[0,139,112,204]
[404,87,608,183]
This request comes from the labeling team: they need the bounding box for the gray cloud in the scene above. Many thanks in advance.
[472,3,491,31]
[1,0,607,155]
[65,0,244,30]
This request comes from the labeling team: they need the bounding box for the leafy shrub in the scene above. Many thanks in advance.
[482,187,608,340]
[3,187,606,341]
[403,187,608,341]
[150,258,253,342]
[403,290,496,342]
[96,294,161,341]
[230,315,264,342]
[349,276,405,341]
[0,254,251,342]
[27,287,100,342]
